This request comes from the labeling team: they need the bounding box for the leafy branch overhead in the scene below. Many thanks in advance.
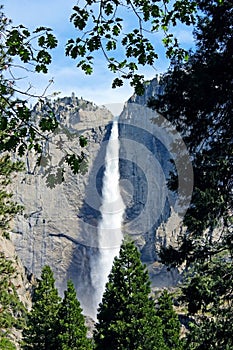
[5,25,58,73]
[66,0,197,94]
[0,8,88,181]
[0,10,58,154]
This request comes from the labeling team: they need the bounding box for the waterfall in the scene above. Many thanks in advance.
[90,117,125,319]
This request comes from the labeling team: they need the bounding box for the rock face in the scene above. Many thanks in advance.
[0,237,33,309]
[119,100,188,287]
[128,76,164,105]
[0,236,34,349]
[120,78,193,286]
[11,96,113,317]
[10,86,191,317]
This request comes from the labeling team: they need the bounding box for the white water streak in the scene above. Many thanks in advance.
[90,117,125,319]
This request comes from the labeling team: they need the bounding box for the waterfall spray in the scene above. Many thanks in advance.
[90,117,125,319]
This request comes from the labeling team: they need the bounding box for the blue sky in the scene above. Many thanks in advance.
[2,0,194,110]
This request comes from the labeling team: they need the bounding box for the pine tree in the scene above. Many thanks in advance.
[94,239,166,350]
[156,290,183,350]
[57,279,92,350]
[22,265,61,350]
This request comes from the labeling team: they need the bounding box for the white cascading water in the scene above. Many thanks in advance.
[90,117,125,319]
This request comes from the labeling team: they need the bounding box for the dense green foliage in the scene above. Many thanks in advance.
[22,266,61,350]
[21,257,183,350]
[148,1,233,348]
[180,255,233,350]
[156,290,183,350]
[0,337,17,350]
[155,0,232,251]
[22,268,91,350]
[94,240,166,350]
[57,280,92,350]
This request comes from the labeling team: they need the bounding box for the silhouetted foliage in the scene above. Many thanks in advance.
[0,6,87,181]
[154,1,232,255]
[150,1,233,348]
[66,0,198,94]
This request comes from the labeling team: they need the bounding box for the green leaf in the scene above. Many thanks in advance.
[46,33,58,49]
[0,116,8,130]
[79,63,93,75]
[33,26,51,33]
[22,29,30,37]
[65,153,87,175]
[38,36,45,47]
[112,78,123,88]
[105,3,114,16]
[18,144,26,156]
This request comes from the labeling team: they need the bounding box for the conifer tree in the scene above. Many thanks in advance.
[94,239,166,350]
[22,265,61,350]
[156,290,183,350]
[152,1,233,348]
[57,279,92,350]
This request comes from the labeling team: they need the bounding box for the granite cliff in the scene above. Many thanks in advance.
[0,236,34,348]
[10,82,191,317]
[11,95,113,316]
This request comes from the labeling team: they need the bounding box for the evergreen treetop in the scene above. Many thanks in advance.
[22,265,61,350]
[57,279,92,350]
[156,290,183,350]
[94,239,166,350]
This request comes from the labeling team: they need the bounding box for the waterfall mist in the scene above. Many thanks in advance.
[90,117,125,319]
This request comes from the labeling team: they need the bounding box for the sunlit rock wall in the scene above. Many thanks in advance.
[10,87,191,316]
[119,98,191,288]
[11,96,113,316]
